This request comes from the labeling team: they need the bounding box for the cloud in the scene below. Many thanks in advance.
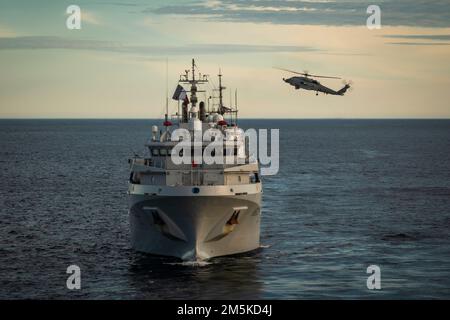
[387,42,450,46]
[0,25,16,37]
[0,36,318,55]
[82,11,102,25]
[147,0,450,27]
[383,34,450,46]
[383,34,450,41]
[90,2,141,7]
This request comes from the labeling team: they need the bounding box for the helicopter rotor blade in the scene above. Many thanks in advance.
[273,67,307,76]
[274,67,341,79]
[308,73,341,79]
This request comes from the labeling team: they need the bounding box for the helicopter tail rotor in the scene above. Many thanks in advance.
[342,79,354,91]
[336,80,353,95]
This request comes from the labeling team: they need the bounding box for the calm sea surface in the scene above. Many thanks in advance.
[0,119,449,299]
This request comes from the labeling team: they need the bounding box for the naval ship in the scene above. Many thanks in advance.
[128,60,262,260]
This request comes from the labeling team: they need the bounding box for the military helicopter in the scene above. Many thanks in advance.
[276,68,352,96]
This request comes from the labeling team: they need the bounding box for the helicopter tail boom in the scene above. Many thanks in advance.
[337,84,350,96]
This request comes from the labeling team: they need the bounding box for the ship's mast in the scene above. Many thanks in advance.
[216,69,238,124]
[190,59,198,108]
[165,58,169,123]
[175,59,239,124]
[218,69,226,115]
[178,59,208,123]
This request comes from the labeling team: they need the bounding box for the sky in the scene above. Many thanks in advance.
[0,0,450,118]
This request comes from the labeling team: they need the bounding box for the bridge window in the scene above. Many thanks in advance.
[249,172,260,184]
[130,172,141,184]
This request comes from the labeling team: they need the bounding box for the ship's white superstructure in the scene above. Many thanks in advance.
[128,59,262,260]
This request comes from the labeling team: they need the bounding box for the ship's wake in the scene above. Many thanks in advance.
[165,260,213,267]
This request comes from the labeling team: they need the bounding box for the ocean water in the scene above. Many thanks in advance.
[0,119,449,299]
